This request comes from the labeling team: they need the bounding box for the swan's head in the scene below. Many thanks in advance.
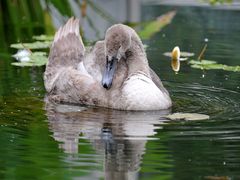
[102,24,132,89]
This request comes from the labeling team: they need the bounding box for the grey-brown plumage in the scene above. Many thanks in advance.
[44,17,172,110]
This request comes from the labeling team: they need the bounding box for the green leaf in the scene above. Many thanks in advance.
[32,35,54,41]
[138,11,176,39]
[11,51,48,67]
[189,59,217,65]
[164,51,195,58]
[10,41,52,49]
[189,59,240,72]
[223,65,240,72]
[207,0,233,5]
[190,64,204,70]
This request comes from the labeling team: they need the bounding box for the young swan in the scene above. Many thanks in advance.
[44,18,171,110]
[100,24,172,110]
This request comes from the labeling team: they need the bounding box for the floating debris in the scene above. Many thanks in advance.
[166,113,210,121]
[197,44,208,61]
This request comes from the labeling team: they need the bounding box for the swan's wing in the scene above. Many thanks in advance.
[44,18,107,106]
[44,17,85,92]
[48,17,85,68]
[149,68,170,96]
[82,41,106,82]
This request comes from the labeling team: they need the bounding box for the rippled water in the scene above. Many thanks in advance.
[1,2,240,180]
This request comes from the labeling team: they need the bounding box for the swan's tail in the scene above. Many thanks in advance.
[44,17,85,92]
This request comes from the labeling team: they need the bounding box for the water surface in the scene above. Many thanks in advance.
[1,1,240,180]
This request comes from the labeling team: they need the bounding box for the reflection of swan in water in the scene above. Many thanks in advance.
[45,101,170,180]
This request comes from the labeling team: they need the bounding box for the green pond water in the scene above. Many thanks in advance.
[1,1,240,180]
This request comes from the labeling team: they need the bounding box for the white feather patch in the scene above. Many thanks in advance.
[77,62,91,78]
[122,73,172,110]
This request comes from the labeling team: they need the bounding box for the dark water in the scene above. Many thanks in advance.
[1,1,240,180]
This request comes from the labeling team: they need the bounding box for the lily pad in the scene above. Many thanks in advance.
[10,41,52,49]
[223,65,240,72]
[166,113,210,121]
[189,59,240,72]
[189,59,217,65]
[32,35,54,41]
[138,11,176,39]
[11,51,48,67]
[164,51,195,58]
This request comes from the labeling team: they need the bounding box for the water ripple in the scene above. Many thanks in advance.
[170,83,240,120]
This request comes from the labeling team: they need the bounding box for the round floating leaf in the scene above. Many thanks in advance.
[11,51,48,67]
[223,65,240,72]
[189,59,240,72]
[164,51,195,58]
[190,64,204,70]
[189,59,217,65]
[163,52,172,57]
[166,113,210,121]
[204,63,224,70]
[180,52,195,57]
[32,35,54,41]
[10,41,52,49]
[179,57,188,61]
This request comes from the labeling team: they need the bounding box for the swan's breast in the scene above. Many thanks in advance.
[121,73,172,110]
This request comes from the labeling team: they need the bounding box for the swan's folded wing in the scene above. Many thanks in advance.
[149,68,170,96]
[44,17,85,92]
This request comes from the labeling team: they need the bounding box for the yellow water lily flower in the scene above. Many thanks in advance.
[171,46,180,73]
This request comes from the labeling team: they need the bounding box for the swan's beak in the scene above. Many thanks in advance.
[102,55,118,89]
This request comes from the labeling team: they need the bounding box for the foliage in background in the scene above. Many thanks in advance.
[10,6,177,66]
[138,11,176,39]
[205,0,232,5]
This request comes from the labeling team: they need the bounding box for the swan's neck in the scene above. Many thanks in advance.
[126,35,150,77]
